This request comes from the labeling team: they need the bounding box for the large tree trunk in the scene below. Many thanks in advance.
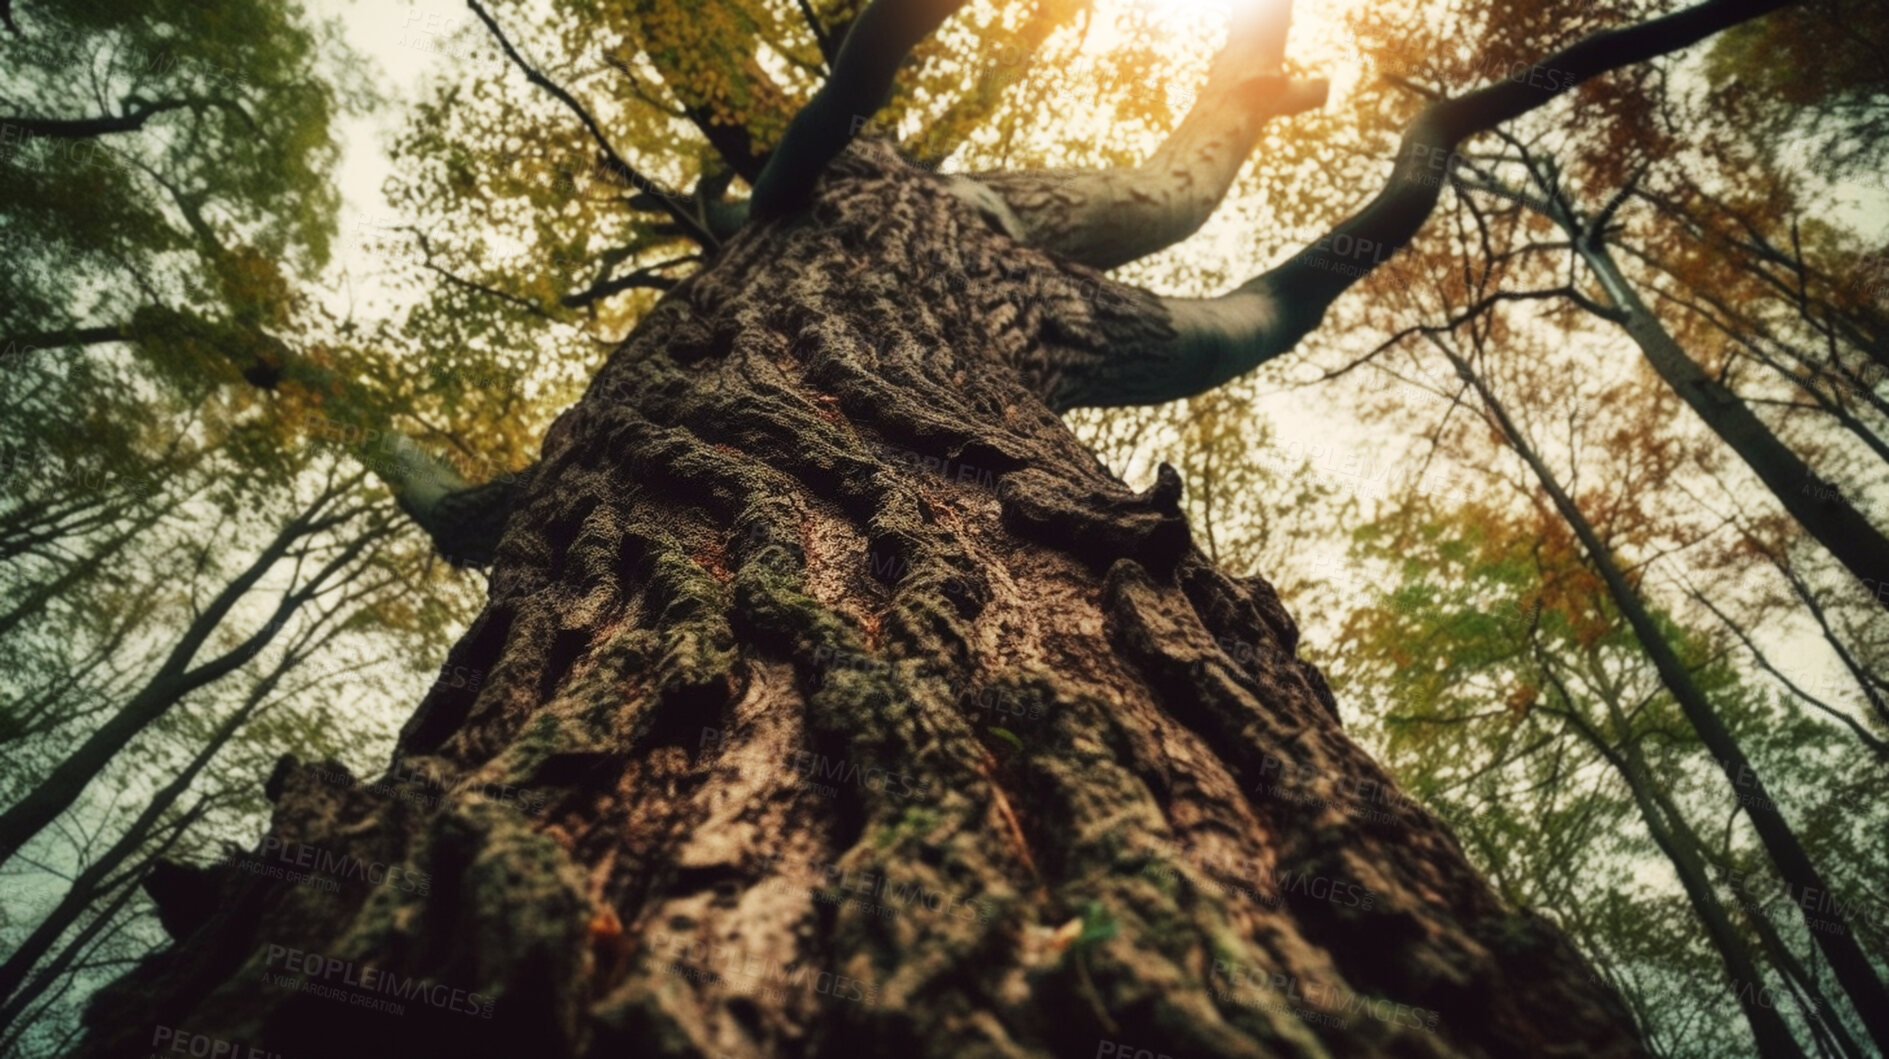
[72,142,1644,1059]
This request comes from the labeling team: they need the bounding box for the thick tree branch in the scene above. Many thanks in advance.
[4,271,526,566]
[560,254,696,308]
[372,435,524,567]
[967,0,1328,271]
[747,0,970,221]
[1069,0,1797,409]
[0,97,228,140]
[466,0,714,246]
[3,325,126,357]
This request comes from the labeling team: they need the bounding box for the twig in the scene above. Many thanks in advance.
[465,0,714,246]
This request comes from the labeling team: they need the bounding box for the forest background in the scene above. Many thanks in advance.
[1,0,1885,1055]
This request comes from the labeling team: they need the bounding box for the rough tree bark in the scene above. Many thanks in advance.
[63,0,1801,1054]
[71,139,1643,1059]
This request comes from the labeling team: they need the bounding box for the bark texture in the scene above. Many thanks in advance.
[74,141,1645,1059]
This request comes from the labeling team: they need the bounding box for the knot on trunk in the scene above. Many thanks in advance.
[999,464,1191,575]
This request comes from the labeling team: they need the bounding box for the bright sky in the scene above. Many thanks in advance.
[317,0,1884,304]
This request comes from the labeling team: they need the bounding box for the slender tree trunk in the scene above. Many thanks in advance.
[0,871,151,1055]
[0,644,290,1026]
[1439,340,1889,1054]
[0,803,208,1043]
[0,492,118,564]
[1755,540,1889,731]
[2,620,138,746]
[1564,676,1806,1059]
[0,503,166,641]
[1684,587,1889,759]
[0,499,363,869]
[1577,240,1889,619]
[71,144,1644,1059]
[1664,797,1868,1059]
[1615,756,1804,1059]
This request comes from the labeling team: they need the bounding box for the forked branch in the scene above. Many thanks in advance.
[1066,0,1799,409]
[747,0,972,221]
[966,0,1329,271]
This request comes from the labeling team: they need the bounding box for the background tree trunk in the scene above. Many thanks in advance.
[72,142,1645,1059]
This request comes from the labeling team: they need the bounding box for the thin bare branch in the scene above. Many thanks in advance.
[466,0,713,246]
[560,254,699,308]
[795,0,837,70]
